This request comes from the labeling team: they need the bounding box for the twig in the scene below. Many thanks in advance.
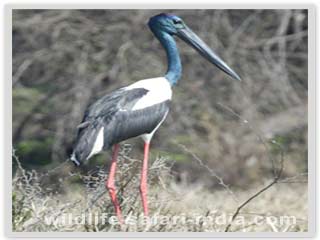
[175,142,239,203]
[12,59,33,86]
[222,106,285,232]
[241,30,307,48]
[278,172,307,183]
[217,102,278,178]
[12,149,29,184]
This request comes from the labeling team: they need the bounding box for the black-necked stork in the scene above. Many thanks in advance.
[71,13,241,222]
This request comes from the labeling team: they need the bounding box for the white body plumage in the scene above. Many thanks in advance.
[124,77,172,110]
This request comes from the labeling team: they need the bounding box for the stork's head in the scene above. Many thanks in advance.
[148,13,241,81]
[148,13,185,35]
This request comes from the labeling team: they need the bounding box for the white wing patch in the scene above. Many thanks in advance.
[124,77,172,110]
[70,153,80,166]
[141,111,169,143]
[87,127,104,160]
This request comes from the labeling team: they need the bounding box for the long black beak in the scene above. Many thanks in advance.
[176,26,241,81]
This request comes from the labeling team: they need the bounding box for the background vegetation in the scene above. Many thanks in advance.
[12,9,308,232]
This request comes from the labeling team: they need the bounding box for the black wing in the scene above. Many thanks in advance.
[71,87,170,165]
[83,88,148,119]
[104,99,170,146]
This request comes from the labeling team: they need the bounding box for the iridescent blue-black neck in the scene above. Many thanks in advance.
[151,30,182,86]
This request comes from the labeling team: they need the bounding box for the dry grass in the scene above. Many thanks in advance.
[12,149,307,232]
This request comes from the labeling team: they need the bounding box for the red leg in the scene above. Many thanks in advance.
[106,144,123,223]
[140,142,150,216]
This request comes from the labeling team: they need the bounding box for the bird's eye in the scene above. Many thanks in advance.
[173,19,182,25]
